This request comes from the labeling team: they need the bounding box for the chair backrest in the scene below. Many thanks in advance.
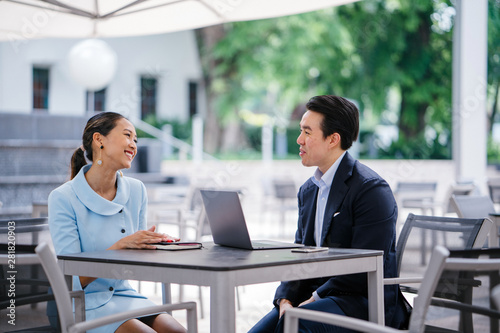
[488,179,500,204]
[35,242,75,332]
[186,187,203,211]
[442,183,476,214]
[394,182,437,212]
[194,207,211,241]
[272,179,297,200]
[409,246,500,333]
[451,195,496,218]
[395,182,437,199]
[396,214,491,278]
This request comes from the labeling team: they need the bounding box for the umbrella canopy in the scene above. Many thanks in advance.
[0,0,358,41]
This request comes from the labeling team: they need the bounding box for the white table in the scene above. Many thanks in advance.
[58,243,384,333]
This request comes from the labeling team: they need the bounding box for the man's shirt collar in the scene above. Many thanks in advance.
[311,151,347,188]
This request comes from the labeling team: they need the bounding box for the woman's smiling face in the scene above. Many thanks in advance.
[99,118,138,170]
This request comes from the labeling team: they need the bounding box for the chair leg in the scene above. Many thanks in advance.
[162,283,172,314]
[236,287,241,311]
[198,286,204,319]
[421,228,427,266]
[178,284,205,319]
[179,284,184,302]
[490,273,500,333]
[458,287,474,333]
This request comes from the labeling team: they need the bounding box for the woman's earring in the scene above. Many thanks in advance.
[97,145,103,166]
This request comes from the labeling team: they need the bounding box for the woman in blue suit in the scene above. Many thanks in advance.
[49,112,186,333]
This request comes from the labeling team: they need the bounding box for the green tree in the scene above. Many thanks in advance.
[197,0,499,158]
[196,25,226,154]
[488,0,500,132]
[337,1,454,142]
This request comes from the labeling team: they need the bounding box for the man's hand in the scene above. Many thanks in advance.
[279,299,293,318]
[298,295,315,307]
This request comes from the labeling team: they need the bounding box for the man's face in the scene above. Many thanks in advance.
[297,110,335,172]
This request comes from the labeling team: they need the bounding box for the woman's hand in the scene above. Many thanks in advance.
[82,227,179,287]
[108,226,180,250]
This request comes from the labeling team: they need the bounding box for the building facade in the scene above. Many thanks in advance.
[0,30,205,121]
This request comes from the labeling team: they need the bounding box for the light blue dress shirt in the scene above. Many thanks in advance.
[48,164,155,332]
[310,151,346,302]
[310,151,346,247]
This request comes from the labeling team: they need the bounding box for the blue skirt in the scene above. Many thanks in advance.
[86,295,158,333]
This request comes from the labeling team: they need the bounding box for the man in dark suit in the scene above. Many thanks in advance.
[249,95,409,332]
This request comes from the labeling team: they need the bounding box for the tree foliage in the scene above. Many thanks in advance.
[488,0,500,132]
[196,0,499,158]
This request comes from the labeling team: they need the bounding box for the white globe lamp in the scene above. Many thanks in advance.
[68,39,117,91]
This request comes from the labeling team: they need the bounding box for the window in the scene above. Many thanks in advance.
[86,88,107,112]
[189,81,198,117]
[141,77,157,119]
[33,67,49,111]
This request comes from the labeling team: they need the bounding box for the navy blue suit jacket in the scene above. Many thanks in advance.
[273,152,409,328]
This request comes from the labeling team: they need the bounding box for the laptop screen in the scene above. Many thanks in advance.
[200,190,254,249]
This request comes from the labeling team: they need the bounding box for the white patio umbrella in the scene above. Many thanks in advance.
[0,0,359,41]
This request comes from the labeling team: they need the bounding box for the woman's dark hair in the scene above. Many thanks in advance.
[70,112,125,179]
[305,95,359,150]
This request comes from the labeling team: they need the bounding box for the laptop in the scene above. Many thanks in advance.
[200,189,304,250]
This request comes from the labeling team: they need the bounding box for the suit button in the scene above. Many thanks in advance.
[109,287,114,291]
[121,229,125,233]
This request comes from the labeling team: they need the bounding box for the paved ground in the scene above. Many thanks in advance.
[2,159,498,332]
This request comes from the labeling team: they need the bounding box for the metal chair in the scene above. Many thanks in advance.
[487,178,500,205]
[441,182,476,215]
[451,194,496,218]
[451,194,500,247]
[273,179,298,235]
[0,218,56,331]
[152,186,208,241]
[391,213,491,272]
[284,246,500,333]
[260,177,297,236]
[394,182,438,217]
[0,218,52,310]
[35,242,198,333]
[384,214,492,332]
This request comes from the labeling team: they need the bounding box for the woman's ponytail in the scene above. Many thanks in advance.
[70,146,87,179]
